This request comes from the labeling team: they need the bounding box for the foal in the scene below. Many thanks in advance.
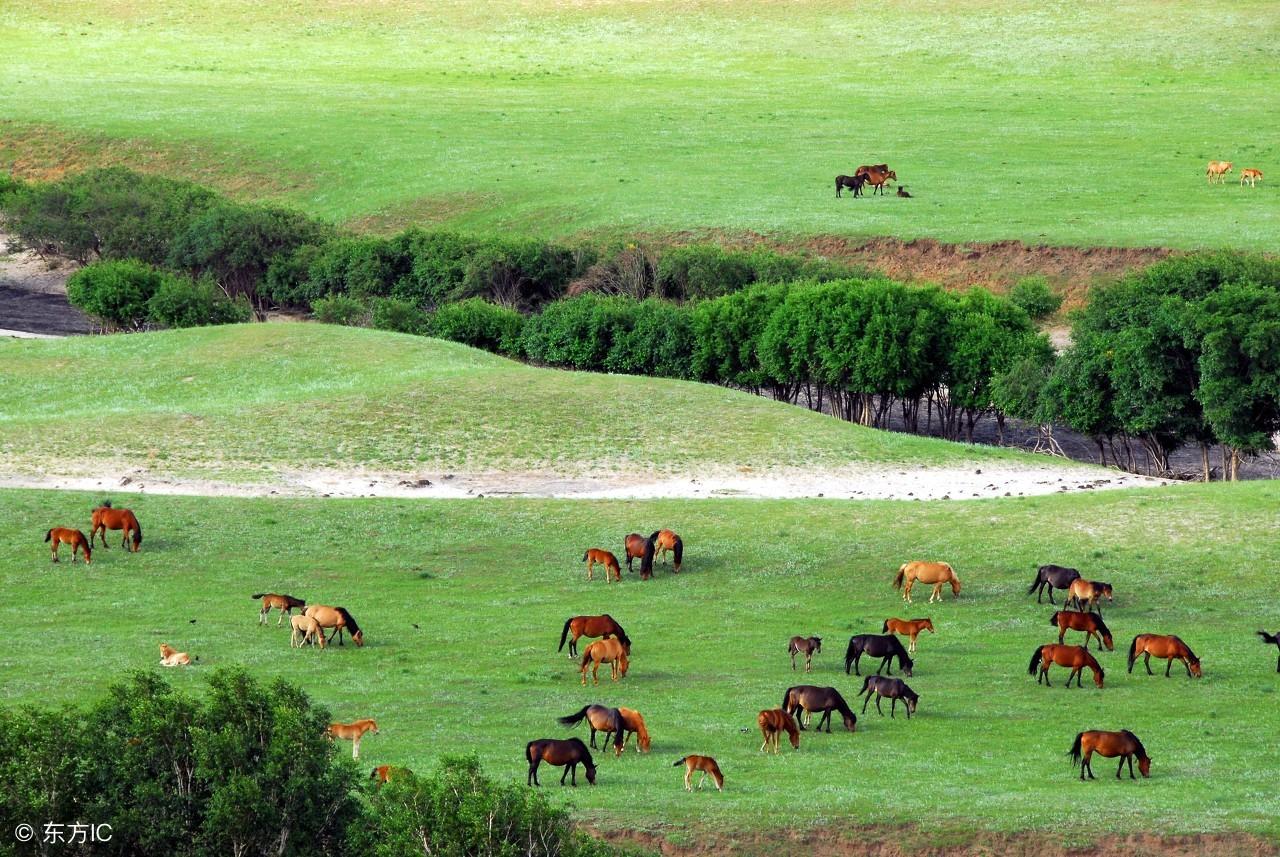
[788,636,822,671]
[757,709,800,753]
[674,755,724,791]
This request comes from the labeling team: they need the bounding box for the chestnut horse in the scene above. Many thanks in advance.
[788,636,822,671]
[90,501,142,551]
[159,643,193,666]
[1206,160,1233,184]
[1027,564,1080,604]
[1240,168,1263,187]
[328,719,378,759]
[674,755,723,791]
[782,685,857,732]
[304,605,364,646]
[1050,611,1113,651]
[558,614,630,657]
[557,704,626,755]
[757,709,800,753]
[640,529,682,578]
[580,638,629,685]
[616,707,651,753]
[253,592,306,625]
[863,167,897,195]
[624,534,648,574]
[290,614,326,648]
[1069,730,1151,780]
[370,765,411,783]
[1128,634,1201,678]
[526,737,596,786]
[893,561,960,604]
[1066,579,1113,617]
[858,675,919,718]
[1258,631,1280,673]
[1029,644,1104,688]
[582,549,621,583]
[882,618,934,654]
[844,634,914,676]
[45,528,91,564]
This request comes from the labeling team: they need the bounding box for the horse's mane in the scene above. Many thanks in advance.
[1093,613,1111,637]
[99,499,112,508]
[1122,729,1148,758]
[335,607,360,634]
[1174,636,1199,662]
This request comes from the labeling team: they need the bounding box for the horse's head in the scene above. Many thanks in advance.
[841,712,857,732]
[1098,582,1114,601]
[1189,659,1202,678]
[901,655,915,677]
[618,655,630,679]
[923,619,935,633]
[812,637,822,652]
[1138,757,1151,777]
[787,727,801,749]
[368,720,380,734]
[1093,666,1105,688]
[352,630,365,647]
[1101,632,1115,651]
[906,695,919,715]
[584,760,598,785]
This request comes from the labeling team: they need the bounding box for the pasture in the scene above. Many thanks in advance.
[2,0,1279,249]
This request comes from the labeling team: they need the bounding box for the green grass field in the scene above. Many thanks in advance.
[2,0,1278,248]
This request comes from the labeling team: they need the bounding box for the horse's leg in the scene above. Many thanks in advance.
[1117,757,1126,779]
[528,758,539,786]
[875,695,884,716]
[561,765,570,786]
[1127,755,1136,779]
[589,727,598,749]
[790,651,796,670]
[1042,666,1052,687]
[352,736,360,759]
[1144,653,1153,675]
[890,698,897,719]
[861,693,872,714]
[593,661,601,686]
[1165,657,1172,677]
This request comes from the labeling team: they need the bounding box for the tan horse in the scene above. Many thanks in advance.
[304,605,364,646]
[45,528,91,564]
[882,618,934,653]
[254,592,306,625]
[674,755,724,791]
[1240,168,1263,187]
[650,529,683,572]
[582,549,621,583]
[290,614,326,648]
[1206,160,1233,184]
[159,643,193,666]
[90,501,142,552]
[1066,579,1113,617]
[893,562,960,604]
[328,719,378,759]
[579,638,629,685]
[757,709,800,753]
[617,707,651,753]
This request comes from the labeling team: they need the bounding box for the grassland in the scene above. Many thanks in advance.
[2,1,1279,249]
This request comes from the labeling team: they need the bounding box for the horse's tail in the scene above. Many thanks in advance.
[252,593,266,600]
[881,620,890,633]
[844,638,857,674]
[1127,636,1139,670]
[640,536,655,578]
[648,531,660,542]
[100,499,112,508]
[859,675,872,697]
[781,687,794,711]
[525,742,534,764]
[893,565,906,590]
[44,529,52,542]
[1028,645,1045,676]
[673,756,688,767]
[1049,612,1060,626]
[581,551,588,562]
[1259,631,1280,646]
[557,706,591,728]
[1027,570,1043,595]
[558,618,573,652]
[1068,732,1084,768]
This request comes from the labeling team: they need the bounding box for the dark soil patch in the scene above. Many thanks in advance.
[0,285,90,335]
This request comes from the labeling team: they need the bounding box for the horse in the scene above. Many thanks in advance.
[580,638,629,685]
[624,534,648,574]
[1027,564,1080,604]
[1240,168,1263,187]
[582,549,621,583]
[370,765,410,784]
[1069,730,1151,780]
[757,709,800,753]
[90,501,142,552]
[159,643,193,666]
[1206,160,1233,184]
[1066,579,1113,617]
[253,592,306,625]
[290,614,326,648]
[1258,631,1280,673]
[893,561,960,604]
[616,707,651,753]
[45,528,91,564]
[788,636,822,671]
[328,719,378,759]
[882,618,934,654]
[557,704,626,755]
[782,685,857,732]
[526,737,596,786]
[896,185,912,198]
[835,174,868,198]
[558,614,630,657]
[1050,611,1113,651]
[674,755,724,791]
[863,167,897,195]
[304,605,364,647]
[1128,634,1201,678]
[1029,644,1104,688]
[844,634,914,677]
[648,529,683,572]
[855,164,889,177]
[858,675,919,718]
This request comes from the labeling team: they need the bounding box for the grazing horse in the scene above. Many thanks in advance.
[526,737,596,786]
[580,638,629,685]
[844,634,914,677]
[757,709,800,753]
[304,605,364,647]
[1027,564,1080,604]
[858,675,919,718]
[159,643,193,666]
[557,704,626,755]
[1050,611,1113,651]
[616,707,651,753]
[863,167,897,195]
[45,528,91,564]
[624,534,648,574]
[582,549,621,583]
[1066,579,1113,617]
[253,592,306,625]
[1128,634,1201,678]
[1206,160,1233,184]
[788,636,822,671]
[647,529,683,572]
[90,501,142,552]
[782,685,857,732]
[1069,730,1151,780]
[674,755,724,791]
[1240,168,1263,187]
[290,614,326,648]
[1258,631,1280,673]
[835,174,869,198]
[370,765,410,784]
[328,719,378,759]
[882,618,934,654]
[1029,644,1104,688]
[558,614,630,657]
[893,561,960,604]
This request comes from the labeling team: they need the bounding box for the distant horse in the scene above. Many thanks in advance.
[1258,631,1280,673]
[45,528,91,564]
[616,707,651,753]
[1128,634,1201,678]
[290,614,326,648]
[1066,579,1113,617]
[882,618,934,654]
[1027,564,1080,604]
[90,501,142,552]
[835,174,868,198]
[526,737,596,786]
[863,167,897,195]
[788,636,822,671]
[580,638,629,685]
[304,605,364,647]
[582,549,621,583]
[893,561,960,604]
[370,765,411,784]
[1206,160,1233,184]
[674,755,724,791]
[1050,611,1113,651]
[854,164,889,177]
[1069,730,1151,780]
[896,185,912,198]
[782,685,857,732]
[159,643,193,666]
[757,709,800,753]
[642,529,683,575]
[1029,644,1104,688]
[858,675,919,718]
[328,719,378,759]
[558,614,630,657]
[1240,168,1263,187]
[557,704,626,755]
[253,592,306,626]
[624,534,648,573]
[844,634,914,676]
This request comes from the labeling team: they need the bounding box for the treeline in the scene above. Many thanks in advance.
[0,669,622,857]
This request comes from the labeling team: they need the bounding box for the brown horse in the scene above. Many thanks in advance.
[893,561,960,603]
[558,614,630,657]
[253,592,307,625]
[1128,634,1201,678]
[290,614,326,648]
[757,709,800,753]
[1258,631,1280,673]
[788,635,822,671]
[304,605,364,647]
[159,643,193,666]
[526,737,596,786]
[882,618,934,654]
[45,528,91,564]
[835,173,869,198]
[623,534,648,574]
[557,704,626,755]
[328,719,378,759]
[1029,644,1104,688]
[674,755,724,791]
[1066,579,1113,617]
[580,638,629,685]
[90,501,142,551]
[1240,168,1263,187]
[1069,730,1151,780]
[1206,160,1233,184]
[782,686,857,732]
[370,765,411,784]
[1050,611,1113,651]
[616,707,651,753]
[858,675,919,718]
[582,549,621,583]
[641,529,682,576]
[863,167,898,195]
[855,163,889,177]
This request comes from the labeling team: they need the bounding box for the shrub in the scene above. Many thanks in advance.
[461,237,581,309]
[0,174,25,210]
[148,275,252,328]
[689,281,793,387]
[370,297,428,335]
[604,299,694,378]
[655,244,755,300]
[389,230,485,308]
[66,258,170,329]
[520,294,639,370]
[569,245,658,299]
[262,242,325,308]
[428,298,523,355]
[312,294,369,326]
[1008,275,1063,320]
[305,236,404,301]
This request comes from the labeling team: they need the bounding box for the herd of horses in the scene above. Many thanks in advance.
[1206,160,1264,186]
[835,163,909,198]
[583,530,682,583]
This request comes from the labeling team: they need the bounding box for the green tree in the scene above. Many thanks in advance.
[66,258,170,330]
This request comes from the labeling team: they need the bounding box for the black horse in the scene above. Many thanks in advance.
[782,685,857,732]
[1027,564,1080,604]
[835,174,868,198]
[858,675,919,718]
[1259,631,1280,673]
[844,634,914,676]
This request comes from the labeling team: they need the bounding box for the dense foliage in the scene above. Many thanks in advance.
[66,259,248,330]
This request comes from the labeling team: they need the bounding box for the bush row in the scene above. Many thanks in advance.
[66,259,251,330]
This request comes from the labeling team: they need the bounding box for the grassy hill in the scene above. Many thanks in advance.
[2,0,1278,249]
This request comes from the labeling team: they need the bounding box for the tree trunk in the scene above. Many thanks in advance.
[1200,443,1211,482]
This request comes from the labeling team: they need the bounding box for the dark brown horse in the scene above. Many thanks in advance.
[90,501,142,551]
[1029,644,1104,688]
[844,634,914,677]
[1259,631,1280,673]
[624,534,648,574]
[858,675,919,718]
[45,528,91,564]
[557,704,626,755]
[788,636,822,671]
[1050,611,1113,650]
[1128,634,1201,678]
[1027,564,1080,604]
[782,685,857,732]
[1069,730,1151,780]
[835,174,868,198]
[558,614,630,657]
[253,593,306,626]
[639,530,682,579]
[526,738,596,786]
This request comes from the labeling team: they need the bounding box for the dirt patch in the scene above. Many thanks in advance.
[342,190,503,235]
[0,232,88,335]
